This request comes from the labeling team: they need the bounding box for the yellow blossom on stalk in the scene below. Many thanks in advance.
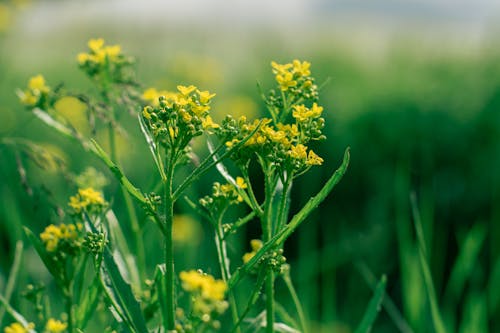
[177,85,197,96]
[292,103,323,122]
[271,61,292,75]
[197,90,216,103]
[235,176,247,189]
[68,187,106,213]
[306,150,323,166]
[40,223,82,252]
[292,59,311,76]
[202,115,219,131]
[289,144,307,160]
[28,75,49,93]
[180,270,227,301]
[4,322,35,333]
[276,72,297,91]
[45,319,67,333]
[242,239,263,263]
[88,38,104,52]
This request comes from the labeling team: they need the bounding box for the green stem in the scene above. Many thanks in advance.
[64,286,74,333]
[265,271,275,333]
[215,221,241,333]
[163,153,176,331]
[283,270,308,333]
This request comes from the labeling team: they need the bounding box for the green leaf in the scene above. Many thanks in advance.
[0,294,37,333]
[153,264,169,328]
[75,276,101,329]
[458,291,488,333]
[90,139,146,204]
[228,148,350,288]
[410,193,448,333]
[86,220,148,333]
[444,224,486,306]
[23,227,63,286]
[354,275,387,333]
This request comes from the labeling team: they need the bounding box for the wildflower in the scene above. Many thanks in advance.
[180,270,227,301]
[177,85,197,96]
[306,150,323,166]
[202,115,219,131]
[88,38,105,52]
[289,144,307,160]
[292,103,323,122]
[4,322,34,333]
[235,176,247,189]
[276,72,297,91]
[197,90,216,104]
[271,61,293,75]
[45,319,67,333]
[19,75,50,107]
[40,223,82,252]
[68,187,106,214]
[292,59,311,77]
[242,239,263,263]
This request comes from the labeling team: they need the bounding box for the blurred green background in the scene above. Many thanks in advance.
[1,0,500,332]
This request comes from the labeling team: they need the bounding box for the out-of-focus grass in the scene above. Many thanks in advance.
[1,15,500,331]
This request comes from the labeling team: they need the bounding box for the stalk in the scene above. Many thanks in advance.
[215,220,241,333]
[163,151,176,331]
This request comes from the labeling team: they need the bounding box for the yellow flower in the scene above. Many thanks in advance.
[180,270,227,301]
[104,45,121,59]
[19,91,37,106]
[77,52,90,64]
[306,150,323,166]
[292,103,323,122]
[292,59,311,76]
[177,85,197,96]
[40,223,81,252]
[276,72,297,91]
[68,187,106,213]
[202,115,219,130]
[242,239,263,264]
[271,61,292,75]
[45,319,67,333]
[197,90,216,104]
[235,176,247,189]
[289,144,307,160]
[4,322,34,333]
[88,38,104,52]
[28,75,49,93]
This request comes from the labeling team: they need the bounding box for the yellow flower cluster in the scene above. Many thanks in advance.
[68,187,106,214]
[289,144,323,166]
[40,223,82,252]
[179,270,227,301]
[19,74,50,106]
[45,319,67,333]
[77,38,122,65]
[271,59,311,91]
[142,85,218,149]
[242,239,263,263]
[292,103,323,122]
[3,322,34,333]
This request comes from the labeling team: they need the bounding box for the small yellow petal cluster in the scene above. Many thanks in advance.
[4,322,34,333]
[180,270,227,301]
[77,38,122,65]
[45,319,67,333]
[242,239,263,264]
[68,187,106,214]
[19,74,50,106]
[142,88,178,107]
[271,59,312,91]
[292,103,323,122]
[40,223,82,252]
[289,144,323,166]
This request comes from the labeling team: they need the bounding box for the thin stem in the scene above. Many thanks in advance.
[215,219,241,333]
[265,271,275,333]
[64,286,74,333]
[275,175,292,234]
[283,270,308,333]
[0,241,23,325]
[163,151,176,331]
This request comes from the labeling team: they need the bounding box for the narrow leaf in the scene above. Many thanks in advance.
[354,275,387,333]
[138,114,167,181]
[91,139,146,204]
[23,227,62,285]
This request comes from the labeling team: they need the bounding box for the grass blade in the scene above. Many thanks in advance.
[138,114,167,181]
[410,192,448,333]
[0,241,23,325]
[354,275,387,333]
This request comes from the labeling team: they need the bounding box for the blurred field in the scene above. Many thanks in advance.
[1,1,500,332]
